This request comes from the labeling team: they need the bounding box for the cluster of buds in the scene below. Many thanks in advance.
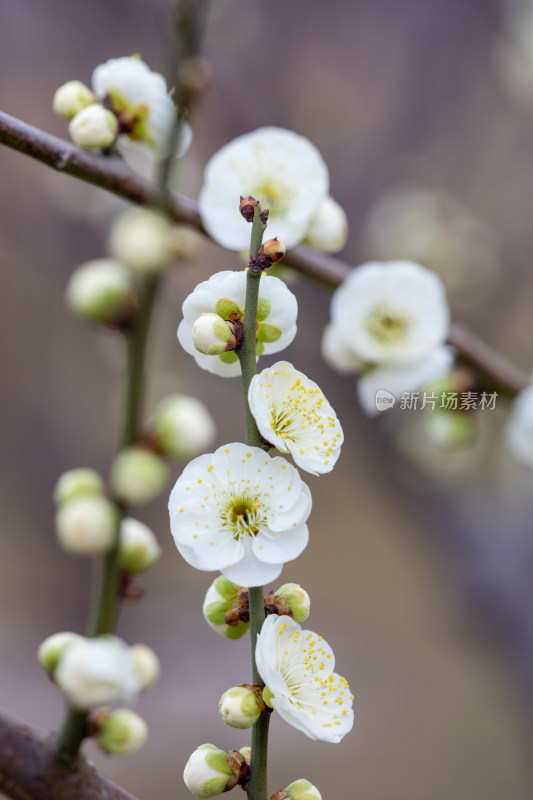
[53,80,119,151]
[183,744,250,798]
[38,632,159,754]
[54,468,119,556]
[203,578,311,638]
[238,196,285,273]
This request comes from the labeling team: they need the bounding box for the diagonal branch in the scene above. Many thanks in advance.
[0,707,138,800]
[0,110,529,395]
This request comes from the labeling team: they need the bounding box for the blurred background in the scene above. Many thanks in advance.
[2,0,533,797]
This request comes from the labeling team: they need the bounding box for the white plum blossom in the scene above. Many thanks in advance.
[255,615,354,743]
[329,260,450,367]
[357,345,455,416]
[54,636,142,711]
[91,56,192,163]
[323,261,453,416]
[303,195,348,253]
[248,362,343,475]
[506,384,533,469]
[169,443,311,587]
[198,127,329,250]
[178,271,298,377]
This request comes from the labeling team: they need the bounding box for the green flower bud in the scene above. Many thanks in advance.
[65,259,136,325]
[37,631,84,674]
[54,468,104,506]
[202,577,249,640]
[152,395,216,460]
[96,709,148,755]
[183,744,236,798]
[118,518,161,572]
[275,583,311,623]
[108,208,175,276]
[69,105,119,150]
[192,313,234,356]
[55,496,118,556]
[111,447,168,505]
[53,80,97,119]
[284,779,322,800]
[130,644,160,691]
[219,686,262,729]
[239,746,251,765]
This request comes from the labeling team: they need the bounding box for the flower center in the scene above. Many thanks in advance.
[220,493,264,539]
[103,90,153,143]
[252,181,288,218]
[366,305,408,346]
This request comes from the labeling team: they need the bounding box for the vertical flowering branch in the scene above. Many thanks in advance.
[237,203,270,800]
[49,0,212,772]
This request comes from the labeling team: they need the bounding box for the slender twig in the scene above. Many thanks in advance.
[0,707,138,800]
[0,109,527,395]
[237,207,270,800]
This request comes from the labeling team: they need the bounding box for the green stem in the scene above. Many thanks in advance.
[237,207,270,800]
[54,277,160,768]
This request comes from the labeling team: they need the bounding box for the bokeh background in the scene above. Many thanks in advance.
[2,0,533,798]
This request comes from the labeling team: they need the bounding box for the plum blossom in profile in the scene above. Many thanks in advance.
[255,615,354,743]
[248,362,343,475]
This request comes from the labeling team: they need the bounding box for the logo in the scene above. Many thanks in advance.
[375,389,396,412]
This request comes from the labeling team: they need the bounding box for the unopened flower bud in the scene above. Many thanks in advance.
[239,746,251,765]
[284,779,322,800]
[108,208,174,276]
[65,259,136,325]
[183,744,237,798]
[192,313,234,356]
[170,226,203,260]
[38,631,84,674]
[56,496,118,556]
[304,195,348,253]
[258,238,286,265]
[203,576,249,639]
[219,686,262,729]
[119,518,161,572]
[95,709,148,755]
[111,447,168,505]
[275,583,311,624]
[152,394,216,460]
[178,56,212,100]
[53,80,97,119]
[239,195,259,223]
[130,644,160,691]
[54,468,104,506]
[69,105,119,150]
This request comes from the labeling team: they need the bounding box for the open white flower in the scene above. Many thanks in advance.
[198,127,329,251]
[357,345,455,416]
[91,56,192,161]
[329,260,450,367]
[168,443,311,586]
[506,384,533,469]
[54,636,141,711]
[255,615,354,743]
[249,362,343,475]
[178,271,298,377]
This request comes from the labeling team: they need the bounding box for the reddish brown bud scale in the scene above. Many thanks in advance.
[239,195,259,222]
[259,237,285,264]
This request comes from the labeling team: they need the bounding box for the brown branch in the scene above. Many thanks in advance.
[0,110,529,395]
[0,707,138,800]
